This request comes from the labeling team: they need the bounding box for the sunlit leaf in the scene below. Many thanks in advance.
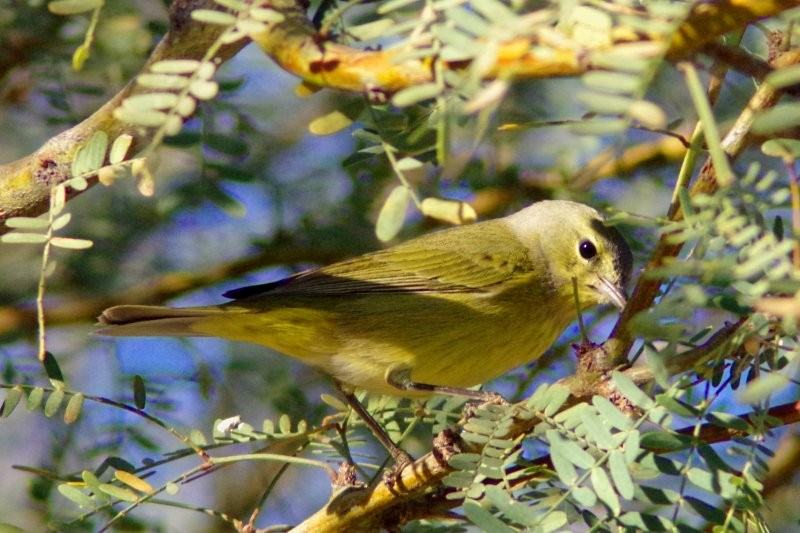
[190,9,237,25]
[26,387,44,411]
[44,389,64,418]
[1,232,49,244]
[48,0,102,15]
[462,500,515,533]
[57,484,95,509]
[375,186,411,241]
[115,470,154,494]
[4,217,49,229]
[63,393,84,424]
[50,237,94,250]
[98,483,139,502]
[109,134,133,164]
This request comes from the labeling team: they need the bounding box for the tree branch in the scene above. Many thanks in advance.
[248,0,797,96]
[0,0,247,230]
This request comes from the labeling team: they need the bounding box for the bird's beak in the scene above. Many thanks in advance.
[595,275,628,310]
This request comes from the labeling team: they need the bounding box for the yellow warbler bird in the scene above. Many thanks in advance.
[98,200,632,459]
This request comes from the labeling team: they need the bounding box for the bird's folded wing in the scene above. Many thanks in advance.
[225,222,539,300]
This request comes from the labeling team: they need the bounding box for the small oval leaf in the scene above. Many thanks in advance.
[375,186,411,242]
[64,393,84,424]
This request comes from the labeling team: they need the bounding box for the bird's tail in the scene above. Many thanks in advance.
[96,305,228,337]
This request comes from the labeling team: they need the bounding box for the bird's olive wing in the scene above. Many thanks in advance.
[224,221,538,300]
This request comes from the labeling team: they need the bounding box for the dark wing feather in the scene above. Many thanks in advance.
[224,221,538,301]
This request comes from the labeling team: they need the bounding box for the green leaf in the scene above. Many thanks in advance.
[591,467,620,515]
[109,134,133,164]
[448,453,481,470]
[484,485,538,525]
[120,93,179,111]
[572,486,597,507]
[57,484,96,509]
[48,0,102,15]
[542,385,571,416]
[547,430,595,469]
[687,467,737,499]
[26,387,44,411]
[442,470,474,488]
[580,405,616,449]
[592,396,632,430]
[705,411,751,432]
[462,500,515,533]
[133,375,146,409]
[753,102,800,135]
[577,91,634,115]
[655,394,700,417]
[608,451,634,500]
[98,483,139,502]
[137,73,189,90]
[550,446,578,485]
[392,83,443,107]
[582,71,641,94]
[50,237,94,250]
[63,393,84,424]
[348,19,396,41]
[279,413,291,433]
[189,80,219,100]
[51,213,72,231]
[44,389,64,418]
[536,511,568,533]
[640,431,691,452]
[612,372,653,409]
[0,232,48,244]
[4,217,50,229]
[420,197,477,226]
[113,107,168,127]
[1,386,24,418]
[81,470,103,495]
[762,138,800,159]
[190,9,237,25]
[375,186,410,242]
[623,430,641,464]
[150,59,202,74]
[72,130,108,177]
[189,429,207,446]
[249,7,284,22]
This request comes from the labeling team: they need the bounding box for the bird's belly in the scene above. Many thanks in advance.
[326,292,574,395]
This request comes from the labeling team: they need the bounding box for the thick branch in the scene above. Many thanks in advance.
[249,0,797,95]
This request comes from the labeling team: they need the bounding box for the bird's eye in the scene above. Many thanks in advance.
[579,240,597,260]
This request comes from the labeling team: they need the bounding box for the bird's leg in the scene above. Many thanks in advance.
[385,366,504,403]
[333,381,415,474]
